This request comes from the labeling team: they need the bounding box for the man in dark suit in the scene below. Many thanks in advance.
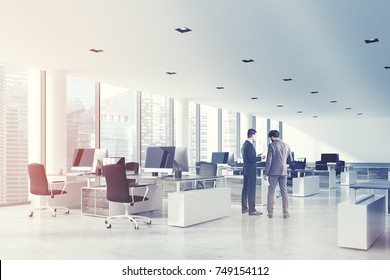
[263,130,292,219]
[241,128,263,216]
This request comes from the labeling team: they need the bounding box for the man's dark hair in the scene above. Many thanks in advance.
[268,130,280,138]
[247,128,257,138]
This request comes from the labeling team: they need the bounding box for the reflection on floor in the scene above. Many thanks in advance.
[0,183,389,260]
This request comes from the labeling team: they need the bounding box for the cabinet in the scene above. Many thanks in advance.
[81,187,109,217]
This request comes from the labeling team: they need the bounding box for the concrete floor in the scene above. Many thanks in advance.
[1,184,389,260]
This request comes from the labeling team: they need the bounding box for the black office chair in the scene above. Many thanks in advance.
[125,162,139,174]
[196,162,218,189]
[315,160,328,171]
[125,162,139,184]
[27,163,70,217]
[335,160,345,176]
[103,164,151,229]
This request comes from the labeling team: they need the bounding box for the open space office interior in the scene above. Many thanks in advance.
[1,1,390,276]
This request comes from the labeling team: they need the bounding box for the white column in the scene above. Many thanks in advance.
[45,70,67,174]
[175,98,189,147]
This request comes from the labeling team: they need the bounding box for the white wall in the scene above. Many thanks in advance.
[283,117,390,163]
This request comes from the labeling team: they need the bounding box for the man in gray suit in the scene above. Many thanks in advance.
[263,130,292,219]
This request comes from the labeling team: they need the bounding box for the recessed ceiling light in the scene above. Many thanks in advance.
[166,71,177,75]
[313,116,318,118]
[385,66,390,69]
[175,27,192,33]
[283,78,293,81]
[364,38,379,44]
[251,97,258,100]
[330,100,338,103]
[242,59,254,63]
[310,91,319,94]
[216,86,225,90]
[89,48,104,53]
[297,111,303,114]
[357,113,363,116]
[277,104,283,107]
[345,107,352,110]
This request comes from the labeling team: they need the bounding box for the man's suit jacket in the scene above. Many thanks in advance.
[241,140,257,176]
[264,139,292,176]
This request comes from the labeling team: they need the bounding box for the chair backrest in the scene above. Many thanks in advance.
[125,162,139,174]
[335,160,345,174]
[104,164,131,203]
[198,162,217,177]
[28,163,49,195]
[315,160,328,171]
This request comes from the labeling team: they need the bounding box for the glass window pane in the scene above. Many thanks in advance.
[0,64,39,205]
[188,102,197,168]
[66,78,96,171]
[222,109,237,158]
[100,84,137,162]
[199,105,218,162]
[140,92,172,167]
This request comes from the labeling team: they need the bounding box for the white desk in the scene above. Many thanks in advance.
[165,176,230,227]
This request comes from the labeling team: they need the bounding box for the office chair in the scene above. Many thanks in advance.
[196,162,218,189]
[315,160,328,171]
[27,163,70,217]
[103,164,151,229]
[125,162,139,184]
[125,162,139,174]
[335,160,345,176]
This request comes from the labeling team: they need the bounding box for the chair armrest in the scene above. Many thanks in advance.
[49,181,67,194]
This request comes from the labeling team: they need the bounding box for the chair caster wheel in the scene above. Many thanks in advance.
[65,210,70,214]
[134,225,139,229]
[28,212,33,217]
[106,224,112,229]
[147,220,152,225]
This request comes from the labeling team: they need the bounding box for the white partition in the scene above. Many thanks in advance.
[293,176,320,197]
[168,188,231,227]
[338,195,385,250]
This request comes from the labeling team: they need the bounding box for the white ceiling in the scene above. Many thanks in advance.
[1,0,389,121]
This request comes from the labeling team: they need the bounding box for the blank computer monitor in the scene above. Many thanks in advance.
[173,147,189,172]
[211,152,229,164]
[144,146,175,174]
[71,148,96,172]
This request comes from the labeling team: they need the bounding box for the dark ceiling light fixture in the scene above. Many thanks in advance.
[297,111,303,114]
[251,97,258,100]
[330,100,338,103]
[345,107,352,110]
[364,38,379,44]
[276,104,284,107]
[89,48,104,53]
[357,113,363,116]
[310,91,319,94]
[175,27,192,33]
[313,115,318,118]
[166,71,177,75]
[216,86,225,90]
[283,78,293,81]
[385,66,390,69]
[242,59,254,63]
